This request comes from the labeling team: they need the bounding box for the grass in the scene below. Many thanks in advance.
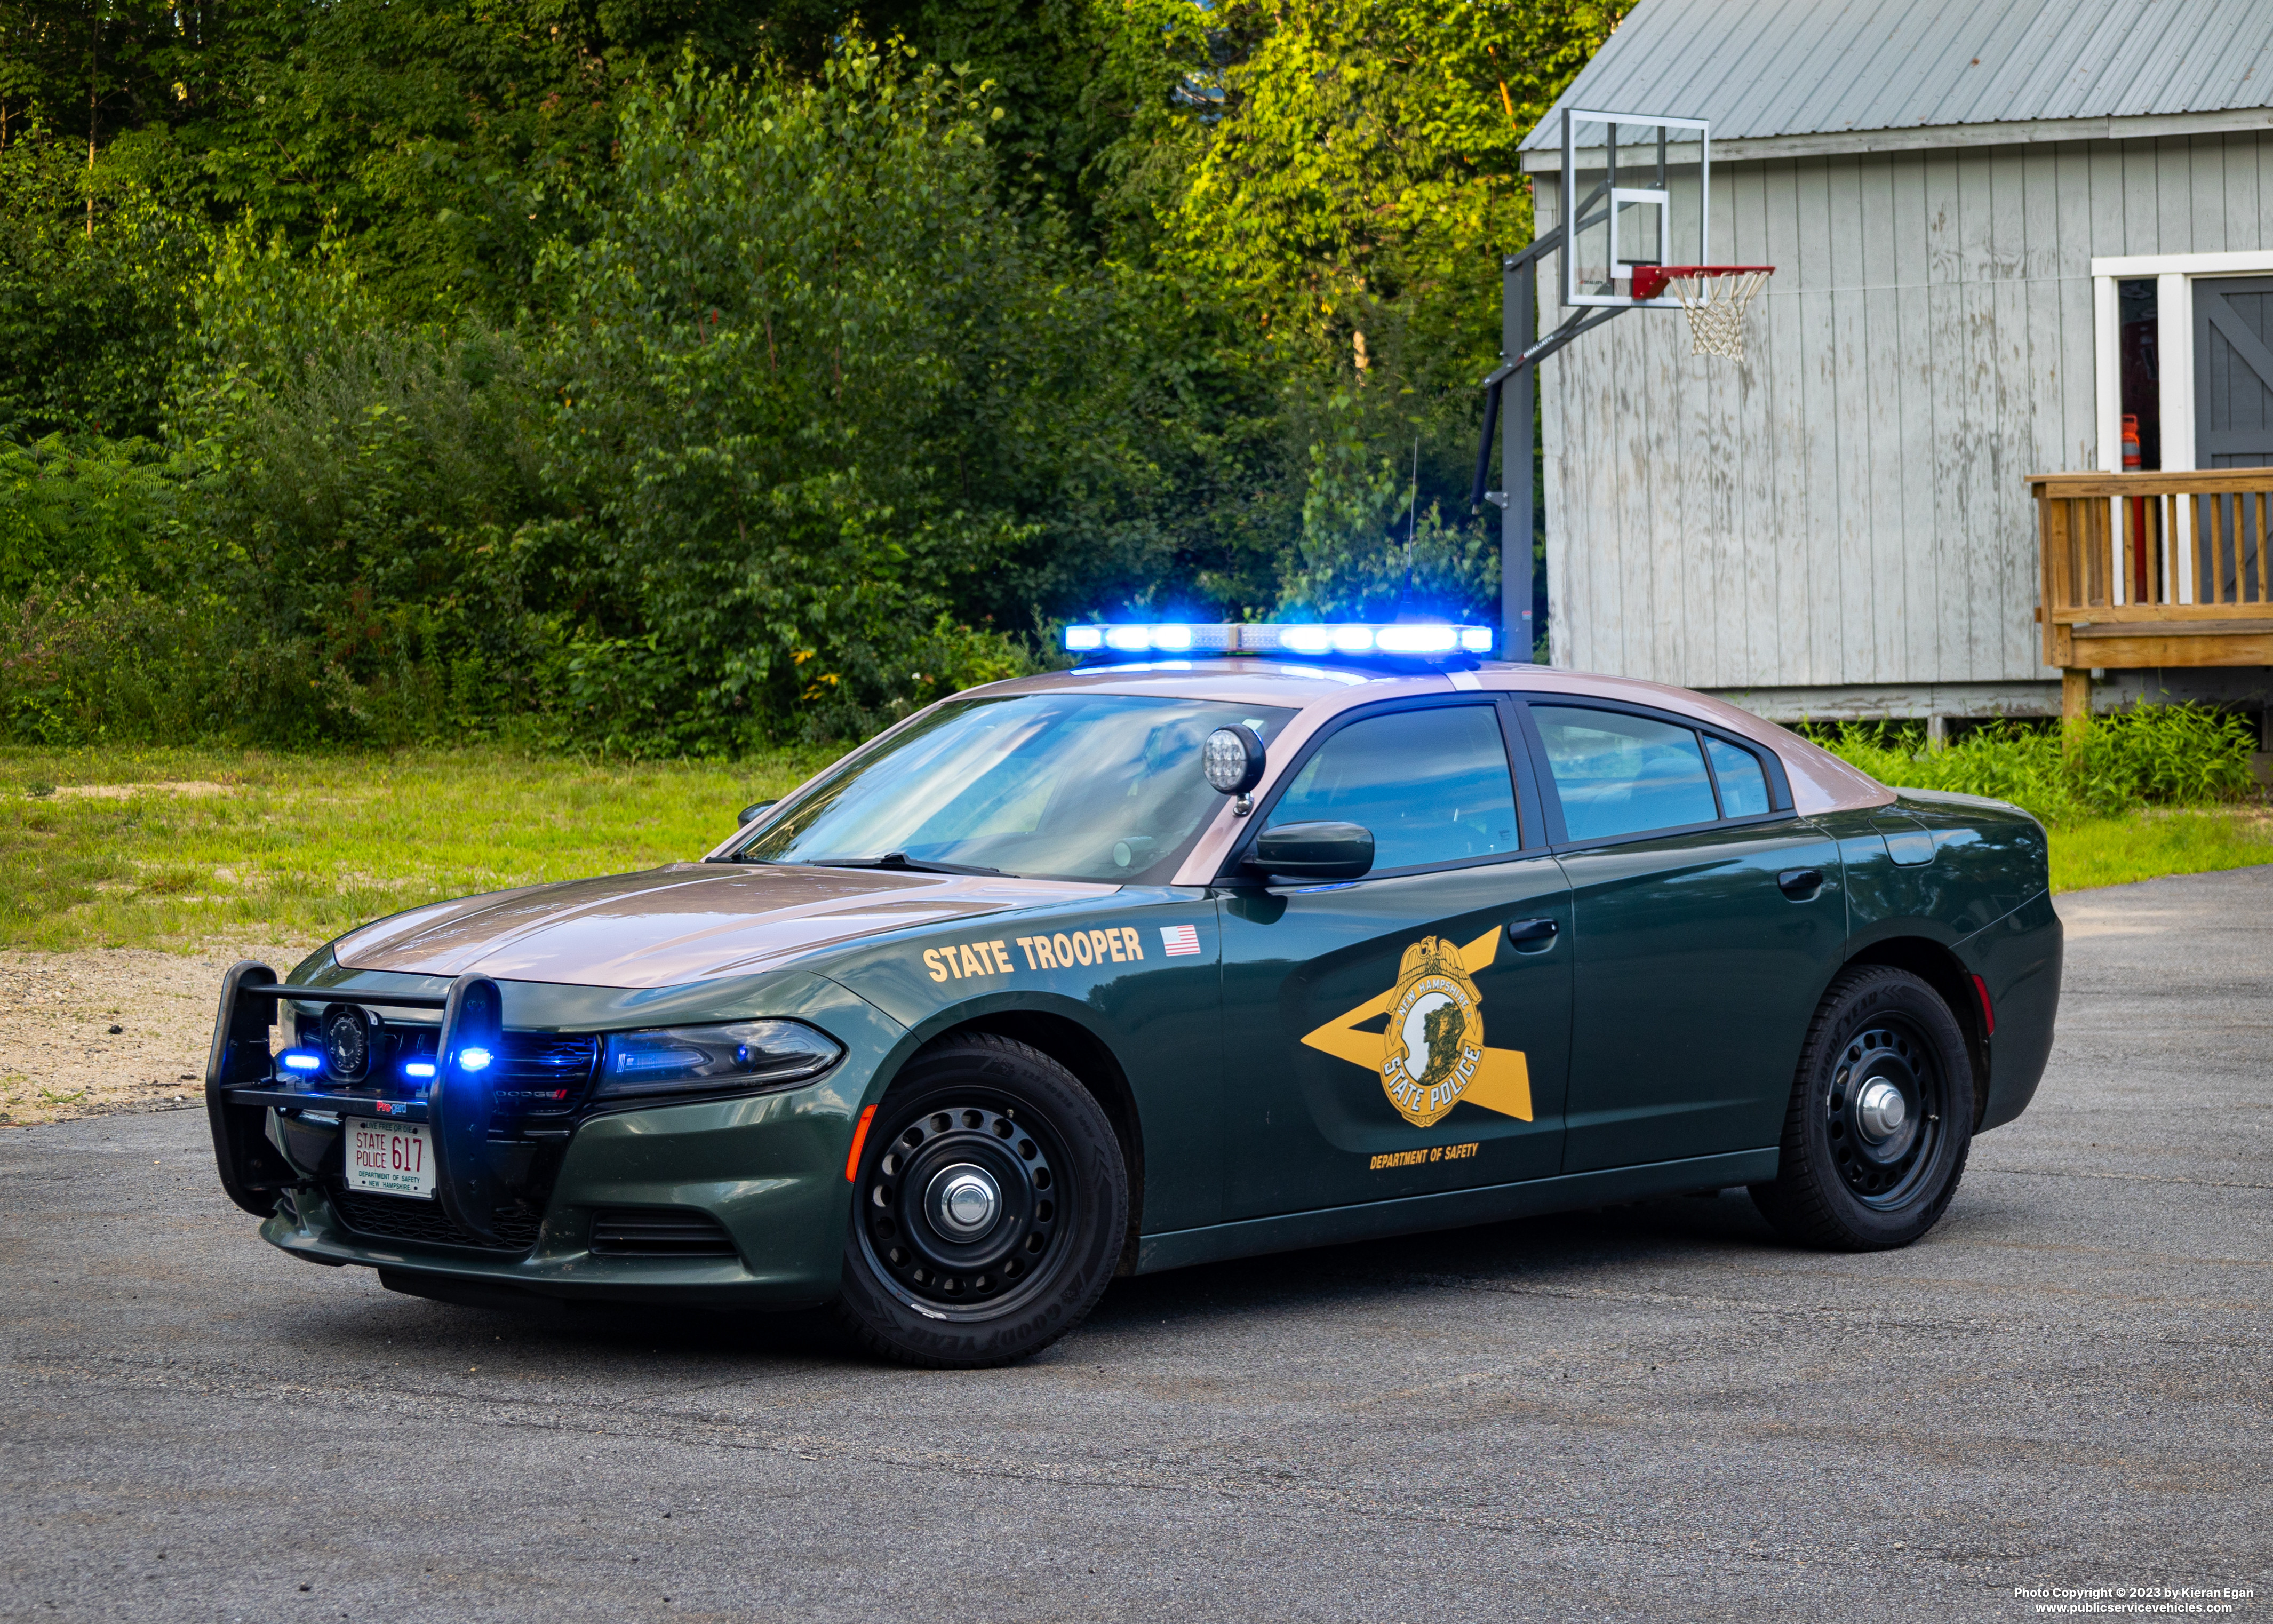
[0,730,2263,954]
[0,744,837,952]
[1808,705,2273,892]
[2046,807,2273,893]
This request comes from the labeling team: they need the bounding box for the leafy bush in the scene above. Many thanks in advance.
[0,134,203,441]
[533,48,1106,748]
[0,435,182,596]
[1815,705,2261,825]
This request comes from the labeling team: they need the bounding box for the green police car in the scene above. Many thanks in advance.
[205,624,2062,1366]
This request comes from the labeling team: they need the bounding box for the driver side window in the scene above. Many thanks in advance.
[1266,706,1521,872]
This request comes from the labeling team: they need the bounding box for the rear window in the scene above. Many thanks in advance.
[1532,707,1718,841]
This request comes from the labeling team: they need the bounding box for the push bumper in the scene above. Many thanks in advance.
[205,959,906,1307]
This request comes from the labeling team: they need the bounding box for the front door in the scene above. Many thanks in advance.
[2192,276,2273,602]
[1516,700,1845,1173]
[1218,699,1573,1219]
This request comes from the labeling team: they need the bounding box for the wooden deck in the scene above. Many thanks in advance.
[2032,469,2273,719]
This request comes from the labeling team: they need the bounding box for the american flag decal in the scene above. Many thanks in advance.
[1160,924,1202,958]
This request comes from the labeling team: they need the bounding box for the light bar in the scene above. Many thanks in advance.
[1062,623,1493,658]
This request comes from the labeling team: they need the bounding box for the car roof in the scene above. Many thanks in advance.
[701,659,1892,878]
[969,657,1894,837]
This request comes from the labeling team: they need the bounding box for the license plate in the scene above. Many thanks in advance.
[345,1119,435,1199]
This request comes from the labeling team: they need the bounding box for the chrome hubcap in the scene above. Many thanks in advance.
[1855,1077,1907,1141]
[928,1164,1001,1238]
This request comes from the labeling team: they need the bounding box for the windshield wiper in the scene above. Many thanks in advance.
[804,851,1004,877]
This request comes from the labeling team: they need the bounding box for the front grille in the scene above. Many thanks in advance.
[492,1032,601,1113]
[284,1017,597,1113]
[330,1187,545,1254]
[590,1207,739,1259]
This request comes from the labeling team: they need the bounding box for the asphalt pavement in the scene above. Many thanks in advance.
[5,868,2271,1623]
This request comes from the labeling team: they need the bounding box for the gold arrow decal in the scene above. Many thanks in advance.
[1298,926,1532,1123]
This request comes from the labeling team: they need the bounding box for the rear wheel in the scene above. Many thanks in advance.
[833,1033,1127,1367]
[1750,965,1974,1251]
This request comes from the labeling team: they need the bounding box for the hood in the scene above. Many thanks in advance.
[332,863,1119,989]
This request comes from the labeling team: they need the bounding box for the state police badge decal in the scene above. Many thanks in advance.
[1381,937,1486,1127]
[1298,927,1534,1127]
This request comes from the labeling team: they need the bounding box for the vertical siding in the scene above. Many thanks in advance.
[1540,130,2273,687]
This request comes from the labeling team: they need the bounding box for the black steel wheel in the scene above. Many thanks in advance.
[1751,965,1975,1251]
[834,1032,1127,1367]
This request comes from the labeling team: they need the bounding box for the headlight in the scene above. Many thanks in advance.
[594,1020,842,1102]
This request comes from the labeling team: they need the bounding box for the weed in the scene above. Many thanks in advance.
[1810,704,2260,826]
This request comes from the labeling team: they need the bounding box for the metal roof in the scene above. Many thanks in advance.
[1520,0,2273,152]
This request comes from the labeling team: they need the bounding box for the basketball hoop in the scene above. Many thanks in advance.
[1630,265,1774,359]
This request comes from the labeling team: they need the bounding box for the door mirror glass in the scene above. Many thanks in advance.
[1248,821,1374,881]
[1263,706,1520,870]
[1532,706,1717,840]
[1703,737,1772,817]
[738,800,778,826]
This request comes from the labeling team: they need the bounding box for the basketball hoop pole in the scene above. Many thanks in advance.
[1471,221,1629,662]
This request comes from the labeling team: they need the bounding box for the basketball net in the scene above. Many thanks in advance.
[1629,265,1775,360]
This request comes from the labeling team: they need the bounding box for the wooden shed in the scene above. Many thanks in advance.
[1521,0,2273,723]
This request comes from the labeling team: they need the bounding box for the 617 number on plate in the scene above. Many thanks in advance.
[346,1118,435,1200]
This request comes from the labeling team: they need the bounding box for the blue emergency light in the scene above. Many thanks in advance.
[1062,622,1493,657]
[278,1050,323,1073]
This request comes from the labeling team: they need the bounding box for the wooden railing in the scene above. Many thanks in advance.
[2031,469,2273,678]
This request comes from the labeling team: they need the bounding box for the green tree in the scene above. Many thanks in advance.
[535,45,1142,746]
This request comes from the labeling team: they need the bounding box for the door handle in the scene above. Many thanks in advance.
[1777,867,1825,901]
[1505,917,1560,951]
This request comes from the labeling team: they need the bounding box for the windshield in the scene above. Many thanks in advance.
[732,692,1299,882]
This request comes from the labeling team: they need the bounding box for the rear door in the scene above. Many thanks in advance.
[1217,698,1573,1219]
[1513,700,1844,1173]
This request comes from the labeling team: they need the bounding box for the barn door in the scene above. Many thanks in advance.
[2190,277,2273,603]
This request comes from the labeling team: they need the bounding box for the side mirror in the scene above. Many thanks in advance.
[1246,821,1374,882]
[738,800,777,826]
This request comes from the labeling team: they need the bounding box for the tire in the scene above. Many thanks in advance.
[833,1032,1128,1368]
[1750,965,1975,1251]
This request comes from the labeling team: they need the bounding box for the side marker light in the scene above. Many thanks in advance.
[845,1103,879,1182]
[1971,974,1995,1037]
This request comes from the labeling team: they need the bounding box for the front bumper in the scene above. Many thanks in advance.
[206,960,908,1306]
[262,1087,856,1305]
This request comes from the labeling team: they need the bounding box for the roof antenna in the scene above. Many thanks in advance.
[1403,432,1421,604]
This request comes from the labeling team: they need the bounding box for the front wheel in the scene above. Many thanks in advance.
[833,1033,1128,1368]
[1750,965,1975,1251]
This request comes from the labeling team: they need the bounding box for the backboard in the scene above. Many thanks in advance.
[1560,109,1710,311]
